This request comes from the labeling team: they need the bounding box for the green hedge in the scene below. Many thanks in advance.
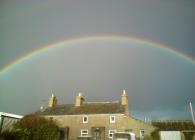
[0,115,60,140]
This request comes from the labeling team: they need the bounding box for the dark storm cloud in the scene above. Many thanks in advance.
[1,0,195,66]
[0,43,195,119]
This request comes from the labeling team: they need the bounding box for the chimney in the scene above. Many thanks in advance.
[121,89,129,115]
[75,92,85,107]
[48,94,57,107]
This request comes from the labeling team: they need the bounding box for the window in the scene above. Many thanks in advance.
[81,129,88,136]
[83,115,88,123]
[110,115,116,123]
[109,130,116,138]
[140,129,145,138]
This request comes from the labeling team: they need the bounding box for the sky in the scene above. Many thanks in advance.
[0,0,195,120]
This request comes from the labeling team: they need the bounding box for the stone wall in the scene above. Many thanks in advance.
[46,114,155,140]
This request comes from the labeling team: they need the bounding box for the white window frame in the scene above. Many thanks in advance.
[110,115,116,123]
[83,115,88,123]
[109,130,116,138]
[81,129,88,136]
[140,129,145,138]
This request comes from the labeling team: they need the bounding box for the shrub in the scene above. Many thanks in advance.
[0,115,60,140]
[0,130,20,140]
[150,129,160,140]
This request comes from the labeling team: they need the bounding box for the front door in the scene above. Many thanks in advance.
[59,127,69,140]
[91,127,105,140]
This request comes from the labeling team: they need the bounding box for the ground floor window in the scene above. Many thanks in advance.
[109,130,116,138]
[81,129,88,136]
[140,129,145,138]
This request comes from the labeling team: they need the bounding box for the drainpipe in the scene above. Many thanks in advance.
[190,102,195,125]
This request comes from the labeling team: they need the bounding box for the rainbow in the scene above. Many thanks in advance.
[0,35,195,75]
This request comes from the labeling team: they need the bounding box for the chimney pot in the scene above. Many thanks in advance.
[75,92,85,107]
[121,89,129,115]
[48,94,57,107]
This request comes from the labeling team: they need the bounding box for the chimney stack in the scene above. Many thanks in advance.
[121,89,129,115]
[48,94,57,107]
[75,92,85,107]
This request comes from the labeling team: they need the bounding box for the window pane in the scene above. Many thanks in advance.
[110,115,115,123]
[83,116,88,123]
[81,129,88,136]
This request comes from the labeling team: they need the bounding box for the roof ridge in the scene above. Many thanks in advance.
[34,100,125,115]
[84,101,119,104]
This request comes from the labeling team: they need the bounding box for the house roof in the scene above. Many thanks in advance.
[34,102,126,115]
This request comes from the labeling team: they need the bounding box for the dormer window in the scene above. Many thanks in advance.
[110,115,116,123]
[83,115,88,123]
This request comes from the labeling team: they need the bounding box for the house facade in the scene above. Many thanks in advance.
[35,90,155,140]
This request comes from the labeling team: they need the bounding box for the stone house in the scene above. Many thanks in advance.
[35,90,155,140]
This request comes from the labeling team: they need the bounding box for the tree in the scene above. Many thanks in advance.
[12,115,60,140]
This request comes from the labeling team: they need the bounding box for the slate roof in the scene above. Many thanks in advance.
[35,102,126,115]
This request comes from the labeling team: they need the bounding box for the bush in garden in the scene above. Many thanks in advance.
[0,115,60,140]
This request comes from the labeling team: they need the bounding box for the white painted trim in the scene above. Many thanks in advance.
[0,112,23,119]
[110,115,116,123]
[81,129,88,136]
[140,129,145,138]
[83,115,88,123]
[109,130,117,138]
